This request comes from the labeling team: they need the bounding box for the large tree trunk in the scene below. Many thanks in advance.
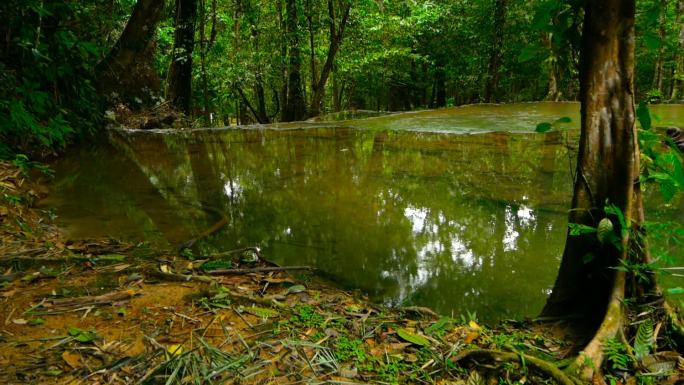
[308,0,351,117]
[97,0,165,105]
[282,0,307,121]
[483,0,507,103]
[671,0,684,100]
[542,0,647,380]
[167,0,198,115]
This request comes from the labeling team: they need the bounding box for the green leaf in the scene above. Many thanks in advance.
[243,306,279,318]
[535,122,553,133]
[200,260,233,271]
[633,319,654,360]
[67,326,97,342]
[425,317,454,334]
[597,218,614,244]
[568,223,597,236]
[637,101,652,130]
[667,287,684,295]
[29,318,45,326]
[94,254,126,262]
[397,328,431,347]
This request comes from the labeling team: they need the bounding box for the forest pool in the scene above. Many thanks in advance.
[43,102,684,322]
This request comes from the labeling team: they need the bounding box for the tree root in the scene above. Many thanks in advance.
[452,349,578,385]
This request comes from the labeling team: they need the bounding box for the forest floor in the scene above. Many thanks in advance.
[0,160,681,385]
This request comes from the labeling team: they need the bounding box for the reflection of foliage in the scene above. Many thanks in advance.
[64,127,580,322]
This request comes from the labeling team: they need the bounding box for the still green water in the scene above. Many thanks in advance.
[44,103,684,322]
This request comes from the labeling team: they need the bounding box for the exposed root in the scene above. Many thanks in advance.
[452,349,578,385]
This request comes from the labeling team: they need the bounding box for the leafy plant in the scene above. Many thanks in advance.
[603,337,631,371]
[633,319,654,360]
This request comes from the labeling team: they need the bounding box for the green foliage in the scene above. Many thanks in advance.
[603,337,631,371]
[0,0,107,158]
[633,319,654,360]
[636,100,652,130]
[334,336,367,362]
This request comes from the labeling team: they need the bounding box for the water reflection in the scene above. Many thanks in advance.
[46,127,583,322]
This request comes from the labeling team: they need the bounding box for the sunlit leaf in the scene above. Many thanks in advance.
[397,328,430,347]
[244,306,279,318]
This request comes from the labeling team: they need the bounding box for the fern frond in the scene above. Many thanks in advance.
[603,337,631,371]
[634,319,655,360]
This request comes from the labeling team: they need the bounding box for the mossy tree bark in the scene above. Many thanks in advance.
[541,0,657,380]
[282,0,308,122]
[483,0,507,103]
[167,0,198,115]
[308,0,351,117]
[671,0,684,100]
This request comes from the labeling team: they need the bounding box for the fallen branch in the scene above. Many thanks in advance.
[46,289,138,309]
[146,269,214,283]
[452,349,578,385]
[205,266,315,275]
[398,306,439,319]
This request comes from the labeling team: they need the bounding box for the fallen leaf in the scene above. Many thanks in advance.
[62,351,82,369]
[165,344,183,357]
[464,331,479,344]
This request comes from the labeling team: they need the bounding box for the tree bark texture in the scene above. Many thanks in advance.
[671,0,684,100]
[484,0,507,103]
[308,0,351,117]
[542,0,642,320]
[97,0,165,103]
[653,0,668,94]
[283,0,308,121]
[167,0,198,115]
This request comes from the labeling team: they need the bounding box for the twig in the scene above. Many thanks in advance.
[162,306,200,324]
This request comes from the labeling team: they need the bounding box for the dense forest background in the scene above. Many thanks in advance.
[1,0,683,157]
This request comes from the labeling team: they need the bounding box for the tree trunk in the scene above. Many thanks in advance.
[543,33,562,101]
[332,65,341,112]
[434,65,446,108]
[653,0,668,95]
[167,0,198,115]
[542,0,648,380]
[671,0,684,100]
[308,0,351,117]
[483,0,507,103]
[282,0,307,121]
[306,0,317,102]
[97,0,165,104]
